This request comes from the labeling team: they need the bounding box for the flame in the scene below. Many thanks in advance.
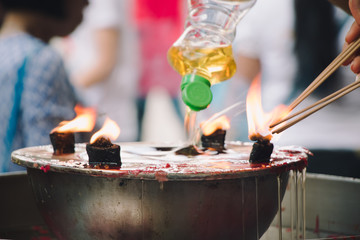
[90,117,120,144]
[51,105,96,133]
[201,115,230,136]
[246,74,290,141]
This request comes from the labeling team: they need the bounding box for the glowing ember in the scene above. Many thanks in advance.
[90,117,120,144]
[246,75,290,141]
[201,115,230,136]
[51,105,96,133]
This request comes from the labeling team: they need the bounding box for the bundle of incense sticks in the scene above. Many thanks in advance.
[270,37,360,134]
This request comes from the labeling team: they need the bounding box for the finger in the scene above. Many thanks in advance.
[345,21,360,43]
[351,55,360,73]
[349,0,360,25]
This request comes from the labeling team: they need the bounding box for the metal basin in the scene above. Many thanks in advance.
[12,142,308,240]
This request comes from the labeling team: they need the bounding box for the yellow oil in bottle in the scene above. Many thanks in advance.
[168,45,237,142]
[167,45,237,84]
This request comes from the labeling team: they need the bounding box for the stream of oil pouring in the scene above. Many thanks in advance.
[184,101,246,147]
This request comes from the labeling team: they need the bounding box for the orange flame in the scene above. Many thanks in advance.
[90,117,120,144]
[201,115,230,136]
[246,75,290,141]
[51,105,96,133]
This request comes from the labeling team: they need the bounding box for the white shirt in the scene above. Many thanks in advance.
[232,0,360,150]
[57,0,140,141]
[234,0,296,112]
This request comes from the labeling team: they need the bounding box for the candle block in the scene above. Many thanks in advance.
[86,137,121,168]
[201,129,226,153]
[249,139,273,164]
[49,132,75,155]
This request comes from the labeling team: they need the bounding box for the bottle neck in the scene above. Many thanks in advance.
[185,68,210,81]
[186,0,255,42]
[186,4,235,42]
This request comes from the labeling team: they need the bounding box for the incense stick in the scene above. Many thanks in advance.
[289,37,360,111]
[271,81,360,134]
[269,37,360,130]
[271,80,360,128]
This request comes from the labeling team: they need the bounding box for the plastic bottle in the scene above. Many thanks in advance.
[168,0,256,111]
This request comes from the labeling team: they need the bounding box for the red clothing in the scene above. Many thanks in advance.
[134,0,184,97]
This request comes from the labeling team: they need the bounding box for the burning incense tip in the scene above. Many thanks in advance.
[49,132,75,155]
[86,137,121,168]
[249,138,273,164]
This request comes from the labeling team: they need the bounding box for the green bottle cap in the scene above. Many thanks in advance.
[181,74,212,111]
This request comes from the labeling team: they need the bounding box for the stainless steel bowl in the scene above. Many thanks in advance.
[12,142,308,240]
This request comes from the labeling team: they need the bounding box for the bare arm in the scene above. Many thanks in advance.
[236,54,261,83]
[74,28,119,88]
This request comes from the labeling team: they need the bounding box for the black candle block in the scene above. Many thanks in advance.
[249,139,274,164]
[86,137,121,168]
[201,129,226,152]
[49,132,75,155]
[175,145,202,156]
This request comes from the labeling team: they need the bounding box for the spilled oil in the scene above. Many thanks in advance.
[263,169,307,240]
[277,175,283,240]
[255,176,260,240]
[241,179,246,239]
[184,107,198,146]
[184,102,245,149]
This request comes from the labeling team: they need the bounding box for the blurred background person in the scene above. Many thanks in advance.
[53,0,140,142]
[221,0,360,178]
[0,0,87,172]
[134,0,186,141]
